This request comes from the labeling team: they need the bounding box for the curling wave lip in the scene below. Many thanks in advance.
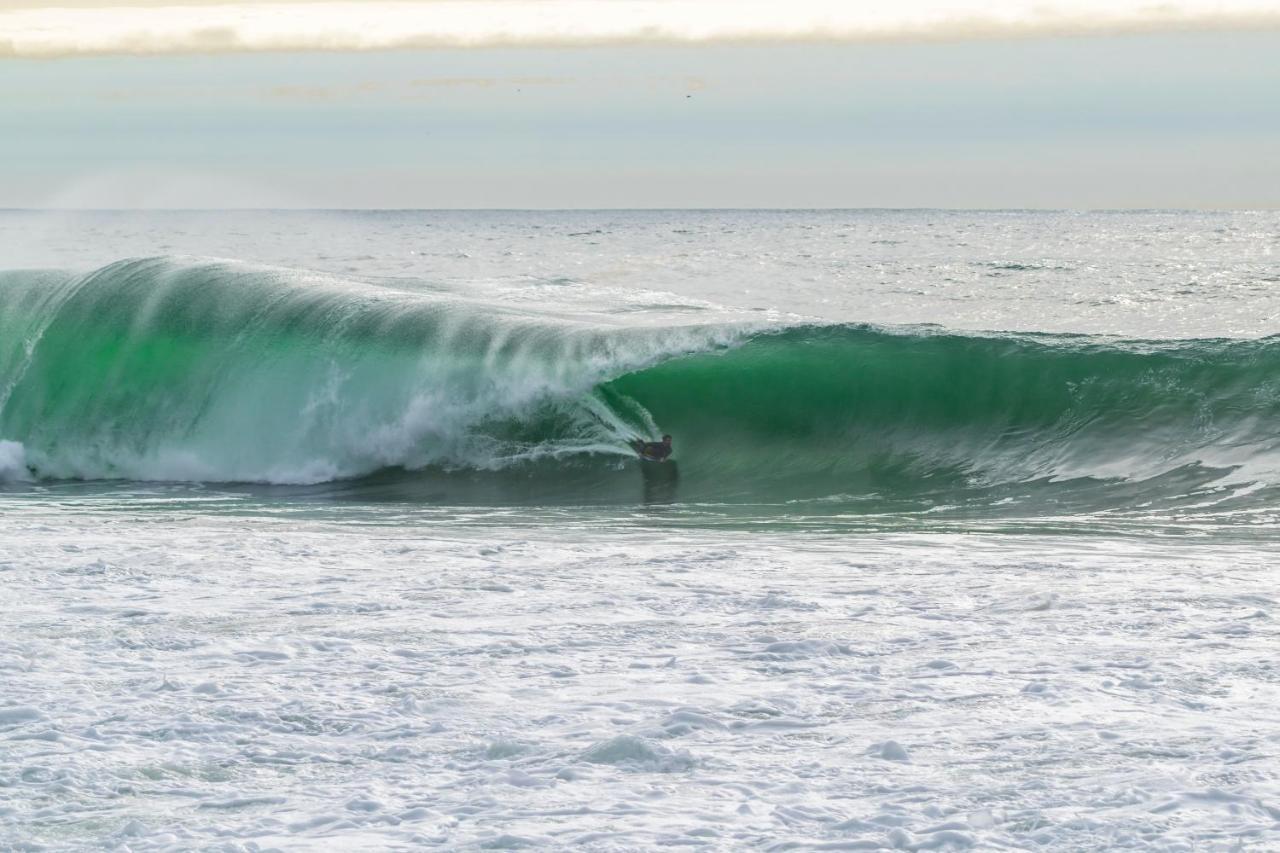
[4,256,1280,521]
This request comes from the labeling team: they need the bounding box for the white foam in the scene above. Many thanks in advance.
[4,508,1278,848]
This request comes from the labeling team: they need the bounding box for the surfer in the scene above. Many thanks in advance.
[632,435,673,461]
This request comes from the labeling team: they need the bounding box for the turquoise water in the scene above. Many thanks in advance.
[2,209,1279,533]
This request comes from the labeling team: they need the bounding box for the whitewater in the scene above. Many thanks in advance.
[3,209,1280,850]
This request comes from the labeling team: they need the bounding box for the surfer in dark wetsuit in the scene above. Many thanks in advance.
[632,434,673,461]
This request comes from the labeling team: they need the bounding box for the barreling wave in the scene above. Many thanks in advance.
[0,257,743,484]
[3,257,1280,516]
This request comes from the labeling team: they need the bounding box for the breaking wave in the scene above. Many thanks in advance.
[4,257,1280,515]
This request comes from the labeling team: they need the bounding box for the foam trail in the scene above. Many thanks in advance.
[2,1,1278,58]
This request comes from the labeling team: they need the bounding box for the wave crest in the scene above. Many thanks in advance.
[4,257,1280,517]
[0,257,740,483]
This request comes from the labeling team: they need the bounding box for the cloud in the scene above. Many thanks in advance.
[3,1,1278,59]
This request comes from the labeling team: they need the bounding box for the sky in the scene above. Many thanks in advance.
[1,1,1279,208]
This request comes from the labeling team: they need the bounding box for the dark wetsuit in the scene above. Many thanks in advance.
[632,440,672,461]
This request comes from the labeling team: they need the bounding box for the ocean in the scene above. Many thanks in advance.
[3,209,1279,850]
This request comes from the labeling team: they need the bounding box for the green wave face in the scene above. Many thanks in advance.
[605,328,1280,508]
[0,258,716,482]
[3,258,1280,517]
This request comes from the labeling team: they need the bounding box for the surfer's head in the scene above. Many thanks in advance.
[662,435,672,445]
